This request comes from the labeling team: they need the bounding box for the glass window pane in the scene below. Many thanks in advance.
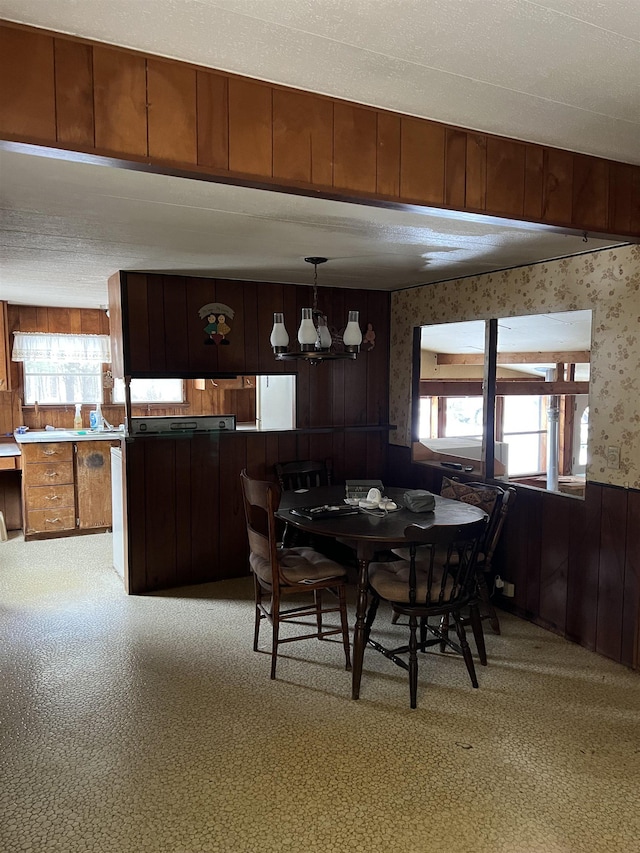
[112,378,184,404]
[444,397,483,438]
[418,398,432,439]
[503,396,545,432]
[23,360,102,405]
[579,407,589,466]
[504,433,543,476]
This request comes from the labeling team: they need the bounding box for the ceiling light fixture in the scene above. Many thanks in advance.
[271,257,362,363]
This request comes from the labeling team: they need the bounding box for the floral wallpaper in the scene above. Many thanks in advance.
[390,244,640,490]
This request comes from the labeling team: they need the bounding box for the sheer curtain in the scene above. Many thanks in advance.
[12,333,111,363]
[12,333,111,405]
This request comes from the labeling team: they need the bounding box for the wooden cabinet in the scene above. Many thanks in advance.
[21,440,119,539]
[22,442,74,536]
[75,441,114,529]
[0,300,10,391]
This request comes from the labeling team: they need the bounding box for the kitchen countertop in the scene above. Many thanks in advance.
[0,440,21,457]
[14,429,125,444]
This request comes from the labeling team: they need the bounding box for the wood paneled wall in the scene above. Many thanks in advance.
[125,429,390,593]
[7,303,258,430]
[8,304,108,430]
[387,445,640,670]
[1,22,638,238]
[8,304,110,335]
[0,391,20,436]
[116,271,391,593]
[112,272,391,430]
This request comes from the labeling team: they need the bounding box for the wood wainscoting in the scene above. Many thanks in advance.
[386,444,640,671]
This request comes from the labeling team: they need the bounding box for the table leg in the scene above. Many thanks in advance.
[351,553,370,700]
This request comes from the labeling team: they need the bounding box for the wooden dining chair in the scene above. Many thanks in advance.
[439,478,516,634]
[240,469,351,679]
[274,458,332,491]
[364,516,487,708]
[393,478,515,635]
[274,458,333,549]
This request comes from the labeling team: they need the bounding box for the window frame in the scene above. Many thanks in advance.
[21,358,104,406]
[412,314,591,490]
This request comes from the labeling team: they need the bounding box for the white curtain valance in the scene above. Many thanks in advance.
[12,332,111,363]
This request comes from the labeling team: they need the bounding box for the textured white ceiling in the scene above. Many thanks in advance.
[0,1,635,308]
[0,150,621,308]
[421,310,593,375]
[421,310,593,353]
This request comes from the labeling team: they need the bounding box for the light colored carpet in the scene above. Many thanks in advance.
[0,531,638,853]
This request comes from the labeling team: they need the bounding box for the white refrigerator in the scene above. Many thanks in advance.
[256,375,296,430]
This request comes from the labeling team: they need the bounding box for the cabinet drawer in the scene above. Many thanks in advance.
[25,507,75,534]
[25,484,75,511]
[24,461,74,487]
[0,456,18,470]
[22,442,73,463]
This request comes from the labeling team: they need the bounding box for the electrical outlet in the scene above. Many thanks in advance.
[607,446,620,469]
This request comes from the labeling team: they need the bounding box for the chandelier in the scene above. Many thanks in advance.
[270,257,362,363]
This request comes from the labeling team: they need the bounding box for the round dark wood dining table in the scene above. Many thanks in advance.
[276,485,487,699]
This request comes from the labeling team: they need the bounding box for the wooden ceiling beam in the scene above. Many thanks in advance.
[420,380,589,396]
[435,351,590,365]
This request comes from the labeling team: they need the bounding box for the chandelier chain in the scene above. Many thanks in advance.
[313,262,318,313]
[304,256,326,315]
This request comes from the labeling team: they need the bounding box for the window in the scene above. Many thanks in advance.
[418,397,433,439]
[23,359,103,405]
[414,310,592,495]
[12,332,110,405]
[444,397,483,439]
[112,378,184,404]
[502,395,547,476]
[579,406,589,467]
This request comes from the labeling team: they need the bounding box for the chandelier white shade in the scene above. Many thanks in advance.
[269,313,289,353]
[270,257,362,363]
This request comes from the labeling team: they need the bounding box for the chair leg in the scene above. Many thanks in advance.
[439,613,450,653]
[469,602,487,666]
[338,585,352,671]
[314,589,323,637]
[477,570,501,635]
[270,608,280,680]
[452,612,478,688]
[391,611,400,624]
[253,574,262,652]
[409,614,419,709]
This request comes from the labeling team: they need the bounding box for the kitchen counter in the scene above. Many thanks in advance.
[0,440,21,457]
[14,429,125,444]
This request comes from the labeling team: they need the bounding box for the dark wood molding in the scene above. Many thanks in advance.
[483,319,497,478]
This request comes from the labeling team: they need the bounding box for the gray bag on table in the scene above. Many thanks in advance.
[403,489,436,513]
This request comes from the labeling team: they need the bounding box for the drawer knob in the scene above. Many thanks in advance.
[43,450,59,456]
[45,495,60,501]
[45,471,59,477]
[45,517,61,524]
